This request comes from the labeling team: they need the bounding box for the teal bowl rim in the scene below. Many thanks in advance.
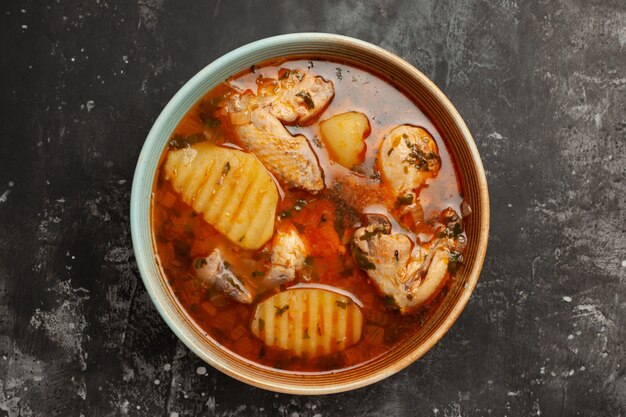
[130,32,489,394]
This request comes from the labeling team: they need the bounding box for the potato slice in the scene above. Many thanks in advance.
[251,287,363,357]
[164,142,278,250]
[319,112,370,168]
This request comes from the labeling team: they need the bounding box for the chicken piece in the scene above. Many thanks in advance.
[257,69,335,125]
[265,229,308,285]
[353,218,413,302]
[378,125,441,196]
[352,210,464,314]
[195,249,253,304]
[194,229,309,302]
[231,106,324,192]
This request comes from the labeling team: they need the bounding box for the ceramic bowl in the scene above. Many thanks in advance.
[130,33,489,394]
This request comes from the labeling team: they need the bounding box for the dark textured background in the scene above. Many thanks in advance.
[1,0,625,416]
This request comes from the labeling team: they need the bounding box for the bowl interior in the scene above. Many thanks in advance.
[131,33,489,394]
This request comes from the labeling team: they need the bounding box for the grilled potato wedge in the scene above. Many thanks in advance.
[250,287,363,357]
[164,142,278,250]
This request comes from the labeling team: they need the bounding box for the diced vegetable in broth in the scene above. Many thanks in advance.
[250,288,363,357]
[151,59,468,372]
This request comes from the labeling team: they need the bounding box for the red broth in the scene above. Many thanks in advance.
[151,58,465,372]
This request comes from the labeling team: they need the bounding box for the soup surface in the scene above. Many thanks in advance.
[152,58,468,372]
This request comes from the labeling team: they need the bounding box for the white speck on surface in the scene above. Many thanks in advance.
[621,259,626,267]
[567,334,574,340]
[196,366,207,375]
[563,296,572,302]
[0,189,10,203]
[21,9,26,13]
[154,379,160,385]
[86,100,95,112]
[122,55,129,64]
[170,413,179,417]
[21,24,28,29]
[163,363,171,371]
[507,203,512,207]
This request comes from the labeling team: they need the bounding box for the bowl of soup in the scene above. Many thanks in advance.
[131,33,489,394]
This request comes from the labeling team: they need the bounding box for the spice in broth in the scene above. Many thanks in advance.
[151,58,469,372]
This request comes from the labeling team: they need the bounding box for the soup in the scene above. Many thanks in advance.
[151,58,469,372]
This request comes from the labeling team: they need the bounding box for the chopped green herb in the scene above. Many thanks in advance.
[396,194,414,206]
[250,64,256,73]
[439,221,463,239]
[311,135,323,148]
[197,98,222,128]
[293,199,307,212]
[194,258,207,269]
[168,133,206,149]
[303,328,310,339]
[448,250,464,274]
[296,91,315,109]
[274,304,290,316]
[258,345,266,359]
[383,295,399,311]
[252,270,264,278]
[222,162,231,176]
[279,69,291,80]
[403,139,440,171]
[222,260,231,269]
[335,300,348,309]
[278,209,292,219]
[304,256,314,267]
[353,247,376,270]
[335,67,343,80]
[258,318,265,332]
[202,117,221,128]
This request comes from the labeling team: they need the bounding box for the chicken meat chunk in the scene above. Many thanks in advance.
[195,249,253,304]
[257,69,335,125]
[352,210,464,314]
[378,125,441,196]
[225,69,333,193]
[264,228,308,285]
[195,229,309,303]
[232,106,324,192]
